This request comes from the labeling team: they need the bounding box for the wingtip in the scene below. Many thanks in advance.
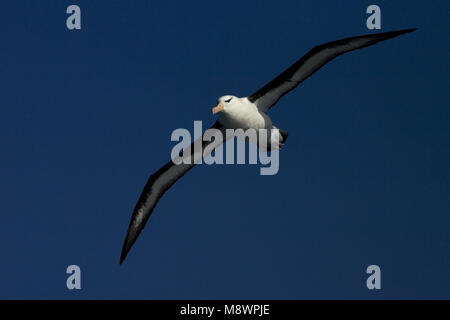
[383,28,418,37]
[401,27,418,33]
[393,28,418,36]
[120,241,130,264]
[371,28,418,43]
[120,225,141,264]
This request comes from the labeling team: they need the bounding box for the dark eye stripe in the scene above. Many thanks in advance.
[225,98,232,103]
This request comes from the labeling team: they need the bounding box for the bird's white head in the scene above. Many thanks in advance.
[212,95,239,114]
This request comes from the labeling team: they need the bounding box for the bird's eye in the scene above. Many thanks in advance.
[225,98,232,103]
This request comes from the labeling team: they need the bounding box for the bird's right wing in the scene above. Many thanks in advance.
[248,28,417,112]
[120,121,229,263]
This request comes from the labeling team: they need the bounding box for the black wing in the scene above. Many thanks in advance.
[248,28,417,112]
[120,121,227,263]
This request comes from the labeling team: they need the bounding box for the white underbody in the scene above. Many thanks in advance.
[217,97,285,151]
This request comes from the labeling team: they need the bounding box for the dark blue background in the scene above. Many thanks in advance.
[0,1,448,299]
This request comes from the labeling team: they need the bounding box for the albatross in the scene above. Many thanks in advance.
[120,28,417,263]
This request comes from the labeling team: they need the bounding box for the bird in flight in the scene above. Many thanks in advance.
[120,28,417,264]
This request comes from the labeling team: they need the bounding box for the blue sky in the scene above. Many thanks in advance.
[0,1,449,299]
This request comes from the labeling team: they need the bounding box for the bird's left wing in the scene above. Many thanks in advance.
[248,28,417,112]
[120,121,228,263]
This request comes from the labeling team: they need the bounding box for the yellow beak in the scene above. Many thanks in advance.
[212,102,224,114]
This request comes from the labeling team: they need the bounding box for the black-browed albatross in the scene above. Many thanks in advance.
[120,28,417,263]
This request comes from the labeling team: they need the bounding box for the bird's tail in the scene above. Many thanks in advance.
[264,127,288,151]
[278,128,289,147]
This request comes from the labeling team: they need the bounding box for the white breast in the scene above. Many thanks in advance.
[218,97,272,130]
